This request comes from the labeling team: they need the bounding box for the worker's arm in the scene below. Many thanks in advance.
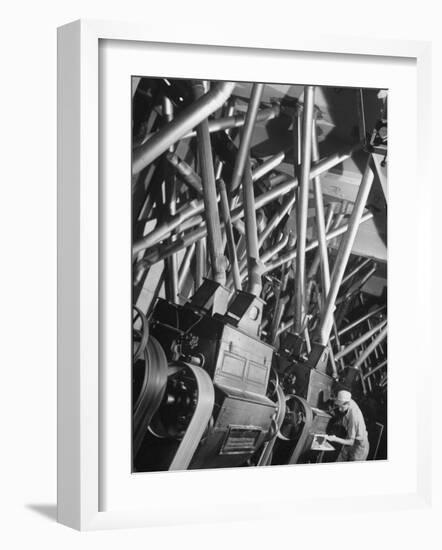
[326,408,358,446]
[325,434,355,446]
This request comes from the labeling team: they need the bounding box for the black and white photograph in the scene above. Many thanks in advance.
[131,78,388,472]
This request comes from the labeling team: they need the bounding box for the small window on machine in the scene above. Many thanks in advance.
[131,77,388,473]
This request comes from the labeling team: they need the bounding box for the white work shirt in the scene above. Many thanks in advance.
[336,399,370,461]
[342,399,368,443]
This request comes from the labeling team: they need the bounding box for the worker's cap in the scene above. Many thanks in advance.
[335,390,352,404]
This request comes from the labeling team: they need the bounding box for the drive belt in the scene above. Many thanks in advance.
[257,384,286,466]
[133,335,168,456]
[169,363,215,471]
[287,395,313,464]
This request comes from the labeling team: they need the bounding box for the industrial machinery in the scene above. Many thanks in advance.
[131,78,388,472]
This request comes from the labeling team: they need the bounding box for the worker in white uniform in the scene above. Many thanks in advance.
[325,390,370,462]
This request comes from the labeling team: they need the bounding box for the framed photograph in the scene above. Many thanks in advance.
[57,19,432,530]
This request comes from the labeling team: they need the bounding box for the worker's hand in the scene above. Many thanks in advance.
[326,435,337,442]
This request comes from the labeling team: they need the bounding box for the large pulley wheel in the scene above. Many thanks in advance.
[149,362,215,471]
[148,364,200,441]
[278,395,306,441]
[278,395,313,464]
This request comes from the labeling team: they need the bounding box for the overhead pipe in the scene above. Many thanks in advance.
[165,152,203,195]
[133,200,204,256]
[132,81,236,175]
[341,257,372,286]
[178,243,196,290]
[230,83,265,192]
[240,233,290,282]
[192,80,227,286]
[218,178,241,291]
[366,312,383,366]
[317,157,375,345]
[260,234,289,264]
[195,236,206,288]
[334,319,387,361]
[269,271,289,345]
[263,212,373,274]
[311,113,331,299]
[269,173,290,187]
[252,151,286,182]
[353,325,388,371]
[181,106,279,139]
[294,86,315,332]
[362,359,387,381]
[163,97,179,304]
[307,204,335,281]
[336,264,377,305]
[258,191,296,248]
[277,319,295,336]
[242,160,263,296]
[149,212,369,287]
[133,144,360,256]
[335,305,386,338]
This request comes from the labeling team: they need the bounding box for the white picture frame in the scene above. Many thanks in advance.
[57,19,432,531]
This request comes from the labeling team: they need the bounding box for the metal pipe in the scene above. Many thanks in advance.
[145,265,165,319]
[133,145,359,256]
[269,173,290,186]
[277,319,295,336]
[327,343,338,378]
[195,236,206,288]
[260,234,289,264]
[357,89,367,146]
[335,305,386,337]
[341,257,372,286]
[336,265,377,305]
[258,192,296,248]
[353,325,388,370]
[163,98,179,304]
[317,157,375,344]
[366,312,382,365]
[192,81,226,285]
[252,151,286,182]
[182,106,279,139]
[270,293,288,345]
[294,86,315,332]
[311,114,330,299]
[165,152,203,195]
[242,160,263,296]
[334,319,387,361]
[230,83,265,192]
[133,200,204,256]
[178,243,196,290]
[307,204,335,281]
[165,193,179,303]
[239,232,289,283]
[255,212,373,275]
[133,81,235,175]
[218,178,241,291]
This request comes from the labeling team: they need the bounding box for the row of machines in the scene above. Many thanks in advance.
[131,79,388,471]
